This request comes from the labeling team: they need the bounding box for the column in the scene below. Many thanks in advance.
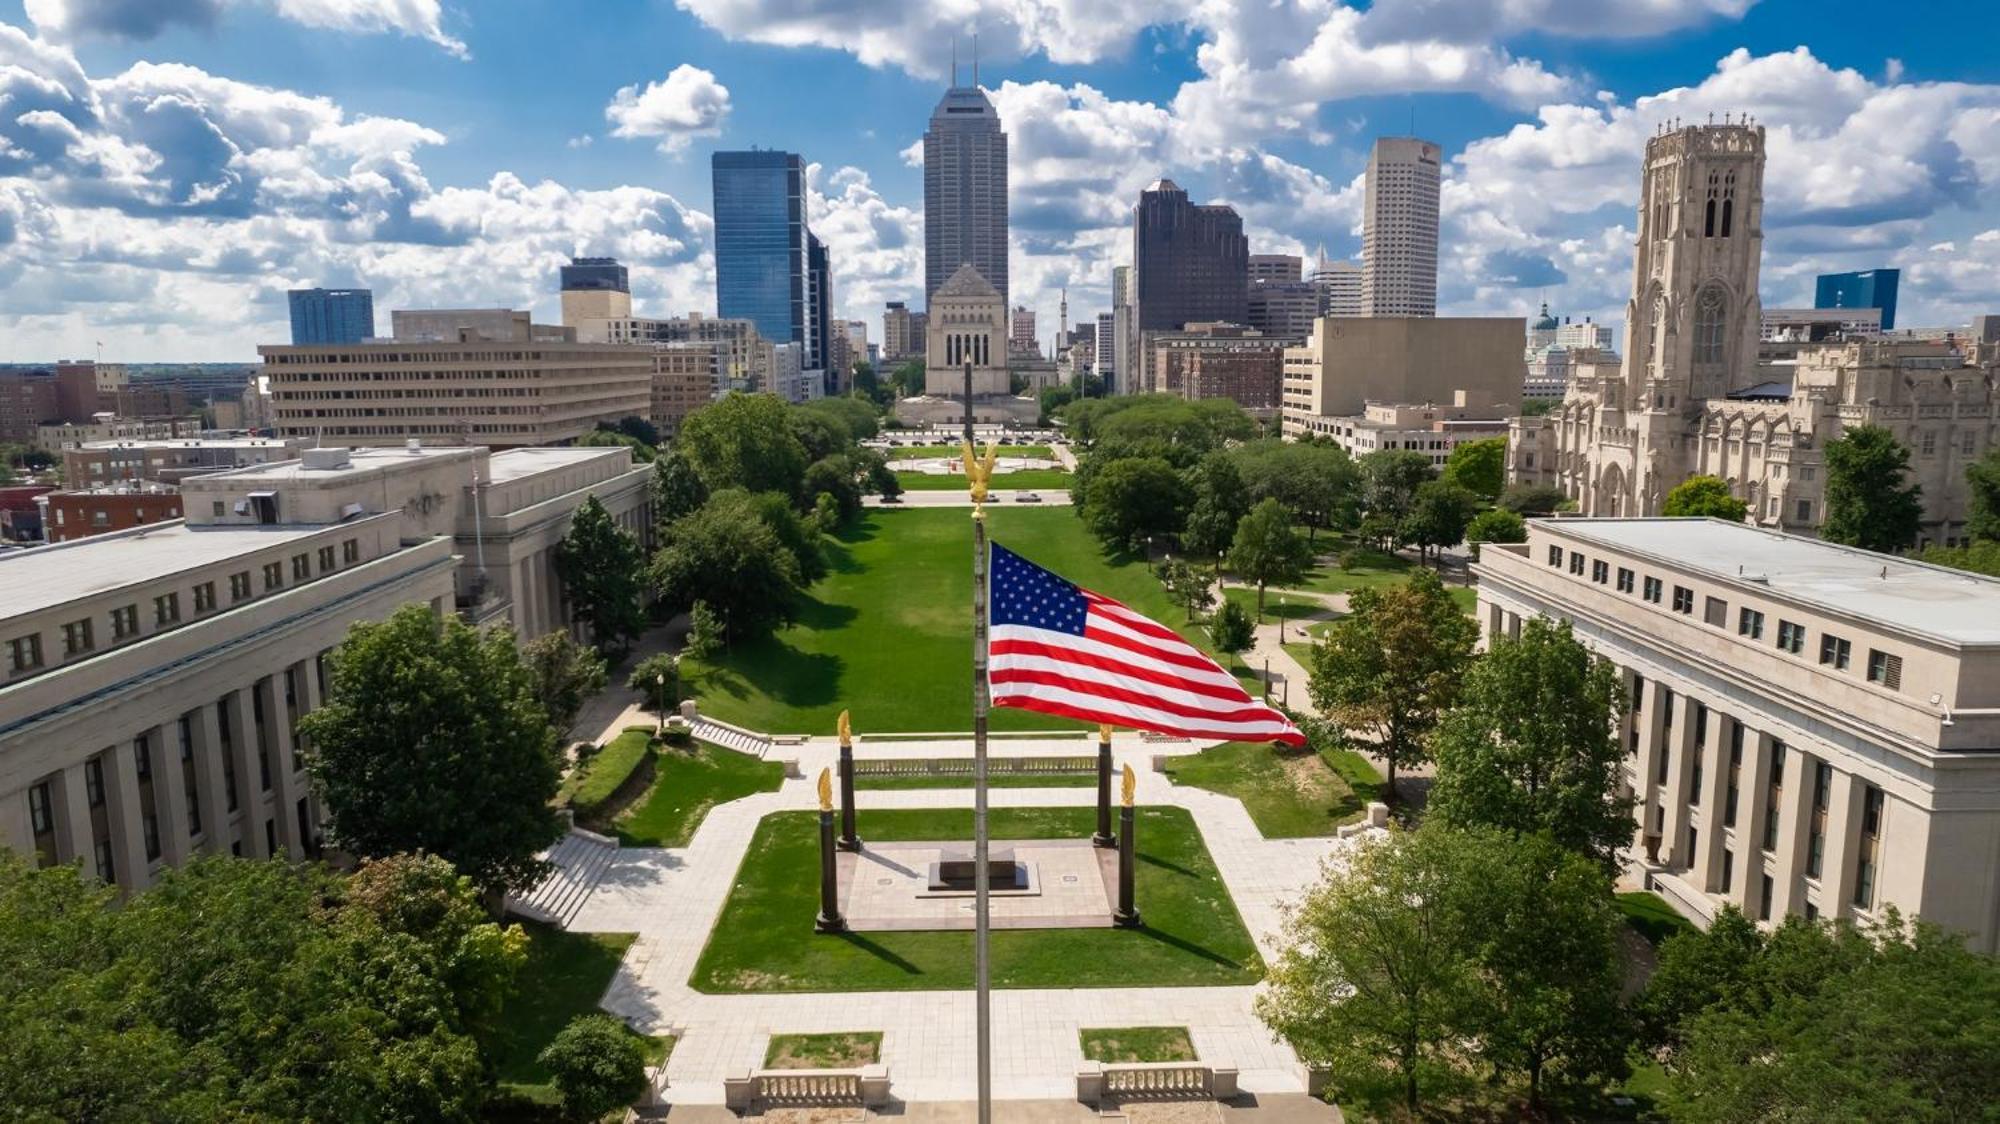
[150,723,193,867]
[102,739,151,894]
[1816,769,1863,922]
[1768,747,1815,919]
[1736,729,1774,917]
[1692,708,1730,892]
[1630,676,1664,858]
[262,673,305,859]
[186,703,231,855]
[297,657,326,850]
[53,762,94,868]
[3,789,36,856]
[223,689,269,859]
[1659,694,1698,869]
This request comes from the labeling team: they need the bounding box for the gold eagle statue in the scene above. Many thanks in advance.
[817,767,833,812]
[960,439,999,513]
[1121,763,1136,808]
[837,708,852,750]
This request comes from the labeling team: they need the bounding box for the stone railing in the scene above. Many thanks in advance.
[723,1065,890,1110]
[1075,1061,1238,1104]
[853,755,1096,779]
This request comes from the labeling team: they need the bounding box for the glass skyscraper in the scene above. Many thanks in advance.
[1815,268,1899,330]
[287,288,375,345]
[711,150,808,351]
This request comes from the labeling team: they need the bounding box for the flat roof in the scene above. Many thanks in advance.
[1541,518,2000,645]
[0,523,331,619]
[484,446,628,485]
[74,438,298,451]
[196,444,478,484]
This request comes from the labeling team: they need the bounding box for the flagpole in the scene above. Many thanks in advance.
[965,361,993,1124]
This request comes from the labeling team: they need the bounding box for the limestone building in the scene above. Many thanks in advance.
[1280,316,1524,438]
[0,442,650,896]
[1509,121,2000,545]
[1301,390,1509,465]
[924,264,1011,397]
[574,311,772,394]
[648,342,723,438]
[1476,517,2000,952]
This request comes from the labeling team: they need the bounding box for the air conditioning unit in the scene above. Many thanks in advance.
[302,447,352,470]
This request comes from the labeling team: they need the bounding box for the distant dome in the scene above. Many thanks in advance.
[1532,301,1559,331]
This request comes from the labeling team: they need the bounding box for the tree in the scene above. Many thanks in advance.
[554,495,646,656]
[1231,440,1359,543]
[1499,482,1568,516]
[298,605,564,898]
[684,600,724,659]
[1228,498,1311,616]
[745,489,827,583]
[1257,825,1494,1113]
[1965,447,2000,543]
[856,448,901,501]
[1399,480,1479,564]
[521,631,608,736]
[613,414,661,447]
[889,359,926,399]
[578,427,656,462]
[1662,474,1749,521]
[677,392,810,497]
[787,409,851,463]
[1465,507,1527,545]
[1427,617,1632,871]
[650,446,709,526]
[650,497,805,642]
[1181,451,1250,562]
[1307,570,1476,798]
[1442,437,1506,499]
[626,652,681,714]
[1822,424,1923,552]
[802,454,863,526]
[539,1015,650,1122]
[1159,559,1214,622]
[1210,598,1254,657]
[1359,448,1436,524]
[1038,384,1076,425]
[1922,538,2000,578]
[796,395,880,442]
[1079,456,1190,553]
[1633,905,1766,1057]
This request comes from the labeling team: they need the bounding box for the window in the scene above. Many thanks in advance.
[1776,620,1805,654]
[84,757,105,807]
[153,593,180,627]
[1725,722,1742,827]
[317,545,336,572]
[1819,634,1851,670]
[230,571,252,601]
[1547,545,1564,566]
[1592,559,1609,584]
[1672,585,1694,614]
[193,582,215,613]
[342,538,359,564]
[1616,567,1635,593]
[1721,849,1734,894]
[110,604,139,641]
[8,635,43,674]
[1739,608,1765,639]
[1631,673,1646,714]
[1961,430,1977,456]
[1796,499,1812,522]
[1920,430,1937,456]
[134,736,151,780]
[62,618,94,658]
[94,839,114,883]
[291,553,310,580]
[1854,785,1884,909]
[1807,762,1832,878]
[1759,875,1773,921]
[143,813,160,862]
[1643,576,1663,604]
[1569,552,1586,575]
[1693,286,1728,365]
[1703,596,1728,627]
[212,501,225,518]
[1867,650,1902,690]
[28,782,53,836]
[1764,741,1787,852]
[263,561,283,590]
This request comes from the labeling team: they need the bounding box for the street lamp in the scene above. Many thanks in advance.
[1278,595,1287,643]
[655,673,667,737]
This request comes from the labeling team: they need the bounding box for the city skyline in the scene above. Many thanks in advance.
[3,0,2000,360]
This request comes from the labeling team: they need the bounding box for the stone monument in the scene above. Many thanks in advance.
[1093,723,1116,848]
[814,768,847,933]
[1114,764,1140,928]
[836,710,861,852]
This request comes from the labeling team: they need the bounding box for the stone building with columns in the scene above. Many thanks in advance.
[1476,516,2000,951]
[0,442,649,895]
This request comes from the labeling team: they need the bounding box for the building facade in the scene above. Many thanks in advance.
[648,342,723,438]
[573,312,772,394]
[1313,254,1363,317]
[559,257,633,327]
[1476,517,2000,952]
[884,303,922,362]
[63,438,306,488]
[1247,279,1320,343]
[1133,179,1248,333]
[924,83,1009,310]
[40,485,183,543]
[1281,316,1525,437]
[1009,307,1038,356]
[1248,254,1302,284]
[1303,391,1509,463]
[0,371,58,444]
[1147,324,1285,398]
[37,417,204,451]
[287,288,375,346]
[1361,137,1441,317]
[712,150,811,353]
[924,264,1010,397]
[1816,268,1899,331]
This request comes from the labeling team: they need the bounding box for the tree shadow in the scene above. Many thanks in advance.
[794,593,859,631]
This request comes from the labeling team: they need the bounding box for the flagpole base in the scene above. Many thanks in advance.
[1113,908,1142,929]
[1092,832,1117,848]
[837,837,863,853]
[815,912,848,934]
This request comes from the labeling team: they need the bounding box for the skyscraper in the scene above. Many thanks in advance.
[559,257,631,326]
[1132,180,1248,332]
[1361,137,1441,317]
[1815,268,1899,330]
[712,150,809,351]
[807,231,833,390]
[1312,249,1363,317]
[287,288,375,345]
[923,80,1009,310]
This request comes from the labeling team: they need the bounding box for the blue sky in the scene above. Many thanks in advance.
[3,0,1999,360]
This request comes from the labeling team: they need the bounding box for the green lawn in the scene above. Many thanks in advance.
[683,507,1230,734]
[894,468,1072,491]
[1164,741,1377,837]
[483,922,660,1097]
[691,806,1262,993]
[1079,1026,1197,1064]
[764,1032,883,1069]
[612,741,785,847]
[1618,891,1698,947]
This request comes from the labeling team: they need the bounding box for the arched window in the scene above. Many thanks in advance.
[1694,287,1728,365]
[1704,173,1719,237]
[1721,171,1736,237]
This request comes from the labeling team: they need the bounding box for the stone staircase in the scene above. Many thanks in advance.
[692,717,772,758]
[511,828,618,926]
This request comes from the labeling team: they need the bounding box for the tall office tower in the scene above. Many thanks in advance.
[287,288,375,345]
[1312,250,1363,316]
[1247,254,1303,284]
[1010,306,1038,355]
[1132,179,1248,332]
[1111,265,1137,393]
[712,150,810,351]
[1094,313,1118,387]
[1815,268,1900,330]
[559,257,632,326]
[807,231,834,390]
[924,79,1009,310]
[1361,137,1441,317]
[883,302,916,360]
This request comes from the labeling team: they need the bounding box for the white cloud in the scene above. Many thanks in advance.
[269,0,468,58]
[26,0,469,55]
[605,65,732,154]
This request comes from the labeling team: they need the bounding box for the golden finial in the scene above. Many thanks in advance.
[817,767,833,812]
[1098,722,1114,744]
[837,709,852,750]
[1120,763,1136,808]
[961,439,999,515]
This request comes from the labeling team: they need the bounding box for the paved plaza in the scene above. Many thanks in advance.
[839,839,1115,932]
[542,729,1380,1107]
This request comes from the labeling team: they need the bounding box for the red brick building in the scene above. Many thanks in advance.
[41,487,183,543]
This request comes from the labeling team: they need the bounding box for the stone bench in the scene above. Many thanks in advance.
[723,1064,890,1110]
[929,850,1024,891]
[1075,1061,1238,1105]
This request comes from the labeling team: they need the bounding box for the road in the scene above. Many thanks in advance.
[866,489,1073,508]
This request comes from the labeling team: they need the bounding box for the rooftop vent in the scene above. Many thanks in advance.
[406,438,423,455]
[302,447,352,471]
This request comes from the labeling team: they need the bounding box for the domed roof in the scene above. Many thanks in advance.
[1532,301,1559,331]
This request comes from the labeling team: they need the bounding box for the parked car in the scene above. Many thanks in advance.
[1015,492,1042,503]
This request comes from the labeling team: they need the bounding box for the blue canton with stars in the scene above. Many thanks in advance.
[990,544,1089,635]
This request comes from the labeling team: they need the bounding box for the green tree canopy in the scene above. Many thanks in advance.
[540,1015,650,1122]
[299,606,564,897]
[1399,479,1480,563]
[521,630,608,736]
[650,494,806,641]
[1822,424,1923,552]
[802,454,864,526]
[1307,569,1476,796]
[1427,617,1632,871]
[1229,497,1312,615]
[1965,446,2000,543]
[1180,450,1250,561]
[796,395,880,442]
[1359,448,1436,524]
[1210,597,1254,656]
[578,427,656,462]
[554,494,647,655]
[1921,538,2000,578]
[1442,437,1506,499]
[1499,482,1568,516]
[650,446,709,526]
[1465,507,1527,544]
[1079,455,1191,553]
[1231,440,1358,542]
[626,652,682,712]
[1662,474,1749,521]
[677,392,810,497]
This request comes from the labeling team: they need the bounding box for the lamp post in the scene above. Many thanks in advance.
[1278,596,1287,643]
[654,673,667,737]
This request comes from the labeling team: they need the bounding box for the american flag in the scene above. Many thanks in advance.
[987,543,1305,746]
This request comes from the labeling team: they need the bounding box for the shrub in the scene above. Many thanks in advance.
[568,728,654,819]
[538,1014,649,1122]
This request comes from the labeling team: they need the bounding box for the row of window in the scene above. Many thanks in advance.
[4,540,361,676]
[1550,542,1904,691]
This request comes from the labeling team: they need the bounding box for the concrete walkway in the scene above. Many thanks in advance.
[559,731,1379,1106]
